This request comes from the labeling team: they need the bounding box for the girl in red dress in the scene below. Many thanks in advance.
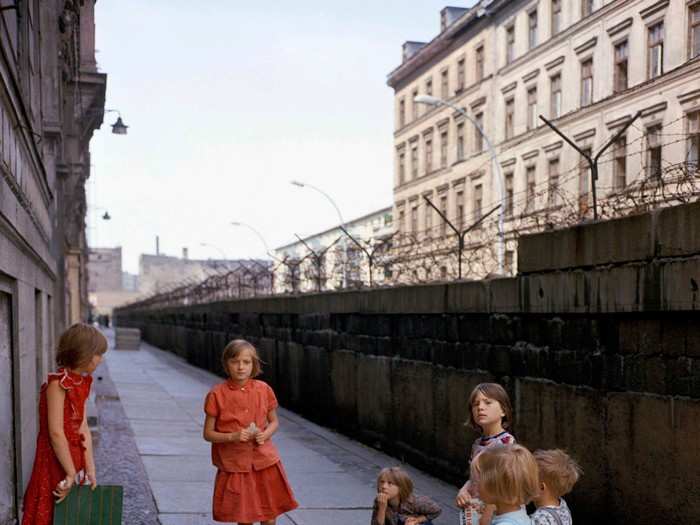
[204,339,298,524]
[22,323,108,525]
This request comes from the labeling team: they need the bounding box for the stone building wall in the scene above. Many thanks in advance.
[116,201,700,525]
[0,2,106,521]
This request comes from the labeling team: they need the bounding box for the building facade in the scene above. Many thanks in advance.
[0,2,106,522]
[273,207,394,293]
[388,0,700,280]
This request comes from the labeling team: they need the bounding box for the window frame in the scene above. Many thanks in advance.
[550,73,562,118]
[528,9,538,50]
[552,0,562,36]
[646,124,663,179]
[613,40,629,93]
[527,86,538,130]
[691,3,700,60]
[475,45,485,82]
[580,58,594,107]
[613,135,627,190]
[505,97,515,140]
[548,158,560,206]
[506,24,515,64]
[647,22,664,80]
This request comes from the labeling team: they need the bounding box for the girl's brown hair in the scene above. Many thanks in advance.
[55,323,108,369]
[466,382,514,431]
[376,467,414,504]
[221,339,262,378]
[473,445,539,506]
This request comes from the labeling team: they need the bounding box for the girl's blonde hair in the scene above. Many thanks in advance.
[376,467,414,504]
[221,339,262,377]
[472,445,539,506]
[56,323,108,369]
[466,382,513,431]
[533,449,582,497]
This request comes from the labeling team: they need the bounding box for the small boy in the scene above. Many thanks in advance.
[531,449,583,525]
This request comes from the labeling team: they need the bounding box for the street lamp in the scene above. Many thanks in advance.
[290,180,347,287]
[199,242,227,259]
[230,221,274,258]
[414,94,505,275]
[103,109,129,135]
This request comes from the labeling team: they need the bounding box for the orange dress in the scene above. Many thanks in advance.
[204,379,298,523]
[22,369,92,525]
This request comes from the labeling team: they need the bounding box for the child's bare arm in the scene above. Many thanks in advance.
[256,408,279,444]
[47,381,78,477]
[79,409,97,489]
[456,480,472,507]
[479,504,496,525]
[202,415,249,443]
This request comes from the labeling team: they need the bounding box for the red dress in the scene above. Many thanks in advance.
[204,379,298,523]
[22,369,93,525]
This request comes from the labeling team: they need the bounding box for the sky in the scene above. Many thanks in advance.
[88,1,477,274]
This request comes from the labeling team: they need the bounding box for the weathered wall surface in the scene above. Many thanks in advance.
[116,202,700,525]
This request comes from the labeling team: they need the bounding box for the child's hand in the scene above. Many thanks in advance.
[404,517,425,525]
[52,476,75,503]
[375,492,388,509]
[456,486,472,508]
[238,429,252,442]
[85,469,97,490]
[255,431,267,445]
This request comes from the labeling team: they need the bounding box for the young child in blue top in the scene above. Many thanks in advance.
[472,444,539,525]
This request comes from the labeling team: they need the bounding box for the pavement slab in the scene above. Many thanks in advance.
[98,329,461,524]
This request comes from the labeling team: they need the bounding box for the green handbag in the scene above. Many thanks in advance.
[53,485,123,525]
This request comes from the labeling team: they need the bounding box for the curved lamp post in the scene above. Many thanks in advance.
[199,242,227,259]
[414,94,505,275]
[230,221,274,258]
[290,180,347,287]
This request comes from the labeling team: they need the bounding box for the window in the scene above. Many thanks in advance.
[614,136,627,190]
[440,266,448,280]
[581,59,593,107]
[456,191,464,229]
[398,152,406,185]
[412,89,419,120]
[529,10,538,49]
[505,173,514,217]
[550,74,562,118]
[457,57,466,91]
[579,148,592,215]
[614,41,629,93]
[475,46,485,82]
[399,99,406,127]
[552,0,562,35]
[440,129,448,168]
[474,185,483,223]
[688,111,700,168]
[425,205,433,235]
[646,125,662,179]
[648,23,664,79]
[527,87,538,130]
[505,98,515,139]
[505,251,514,274]
[411,206,418,233]
[506,25,515,64]
[411,143,418,179]
[525,166,537,212]
[548,158,560,206]
[441,69,449,99]
[457,122,465,160]
[426,77,433,97]
[425,135,433,174]
[440,195,448,236]
[399,209,406,233]
[582,0,594,17]
[474,112,484,153]
[692,4,700,59]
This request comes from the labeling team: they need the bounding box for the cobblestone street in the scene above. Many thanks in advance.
[93,330,460,525]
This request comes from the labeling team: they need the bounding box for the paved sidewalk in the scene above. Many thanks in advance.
[102,333,461,525]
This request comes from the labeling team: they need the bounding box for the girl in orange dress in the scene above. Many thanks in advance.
[204,339,298,524]
[22,323,108,525]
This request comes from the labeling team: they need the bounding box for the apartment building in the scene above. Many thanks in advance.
[0,2,107,521]
[273,207,394,293]
[388,0,700,278]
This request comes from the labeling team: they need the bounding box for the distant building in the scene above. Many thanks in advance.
[139,250,269,296]
[88,247,123,292]
[273,207,394,293]
[388,0,700,280]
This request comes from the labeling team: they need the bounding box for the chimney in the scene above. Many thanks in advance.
[182,247,189,260]
[156,235,160,255]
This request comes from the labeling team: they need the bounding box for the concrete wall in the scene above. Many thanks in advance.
[116,201,700,525]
